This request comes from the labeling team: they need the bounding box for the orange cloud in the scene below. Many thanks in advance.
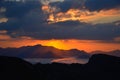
[0,18,8,23]
[42,5,120,24]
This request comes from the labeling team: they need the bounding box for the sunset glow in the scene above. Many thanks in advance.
[42,39,68,49]
[0,36,120,52]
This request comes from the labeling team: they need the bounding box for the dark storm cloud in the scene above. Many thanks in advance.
[0,0,46,31]
[85,0,120,11]
[50,0,85,12]
[0,0,120,43]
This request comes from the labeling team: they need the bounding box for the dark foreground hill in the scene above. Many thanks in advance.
[0,54,120,80]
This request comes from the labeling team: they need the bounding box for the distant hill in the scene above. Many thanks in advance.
[0,44,90,58]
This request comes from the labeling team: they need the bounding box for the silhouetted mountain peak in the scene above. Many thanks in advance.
[88,54,120,65]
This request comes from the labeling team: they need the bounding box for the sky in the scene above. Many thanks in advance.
[0,0,120,52]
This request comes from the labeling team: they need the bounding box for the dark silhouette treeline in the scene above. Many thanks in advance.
[0,54,120,80]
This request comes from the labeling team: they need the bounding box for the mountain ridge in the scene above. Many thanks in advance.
[0,44,90,58]
[0,44,120,59]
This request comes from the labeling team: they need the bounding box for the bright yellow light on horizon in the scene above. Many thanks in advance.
[43,39,68,50]
[0,38,120,52]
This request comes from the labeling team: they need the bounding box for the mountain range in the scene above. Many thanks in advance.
[0,44,120,59]
[0,44,90,58]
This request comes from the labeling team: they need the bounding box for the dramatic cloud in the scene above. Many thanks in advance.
[0,0,120,40]
[0,0,120,51]
[46,8,120,24]
[40,0,120,24]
